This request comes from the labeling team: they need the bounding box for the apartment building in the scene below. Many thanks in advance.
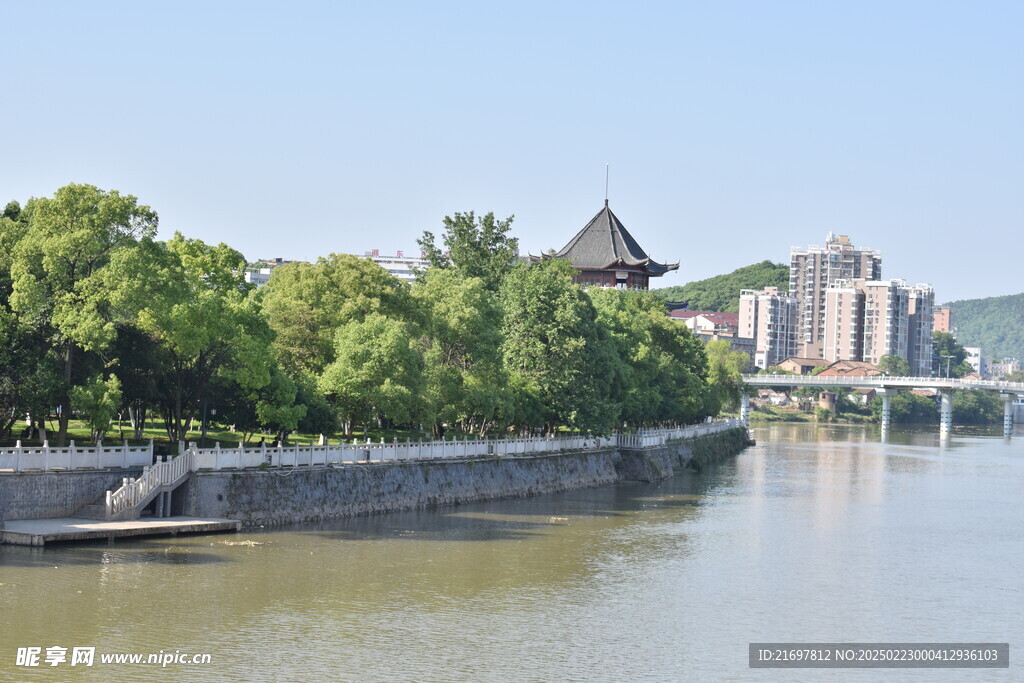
[907,285,935,376]
[790,234,882,358]
[819,278,934,372]
[739,286,799,369]
[933,306,953,334]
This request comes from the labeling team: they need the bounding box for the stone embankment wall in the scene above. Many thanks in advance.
[180,428,751,527]
[0,469,142,521]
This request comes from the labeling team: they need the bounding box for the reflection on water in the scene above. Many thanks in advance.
[1,424,1021,681]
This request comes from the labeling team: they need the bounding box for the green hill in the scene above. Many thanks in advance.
[946,293,1024,362]
[652,261,789,313]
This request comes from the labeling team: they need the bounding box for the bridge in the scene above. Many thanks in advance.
[740,374,1024,437]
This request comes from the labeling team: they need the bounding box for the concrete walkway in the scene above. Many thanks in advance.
[0,516,241,546]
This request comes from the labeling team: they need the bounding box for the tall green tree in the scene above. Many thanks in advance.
[261,254,411,381]
[418,211,518,291]
[9,184,158,445]
[413,269,509,436]
[704,339,748,415]
[588,289,709,426]
[500,259,619,434]
[932,332,971,378]
[135,234,277,442]
[318,314,423,434]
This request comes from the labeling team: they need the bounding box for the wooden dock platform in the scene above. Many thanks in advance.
[0,516,242,546]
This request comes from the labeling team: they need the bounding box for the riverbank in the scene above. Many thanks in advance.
[178,428,752,527]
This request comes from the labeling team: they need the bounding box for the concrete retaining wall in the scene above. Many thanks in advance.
[0,429,751,528]
[0,468,143,521]
[181,429,751,527]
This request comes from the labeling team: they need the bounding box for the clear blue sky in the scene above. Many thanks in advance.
[2,1,1021,302]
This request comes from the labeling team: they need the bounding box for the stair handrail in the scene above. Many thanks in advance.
[106,449,195,519]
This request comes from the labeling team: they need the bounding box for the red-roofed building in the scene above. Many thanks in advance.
[669,311,740,337]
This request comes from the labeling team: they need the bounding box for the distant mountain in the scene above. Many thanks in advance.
[651,261,789,313]
[946,293,1024,362]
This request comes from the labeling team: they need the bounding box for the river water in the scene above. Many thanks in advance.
[1,424,1021,681]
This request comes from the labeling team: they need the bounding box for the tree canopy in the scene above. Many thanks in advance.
[945,293,1024,363]
[0,184,732,445]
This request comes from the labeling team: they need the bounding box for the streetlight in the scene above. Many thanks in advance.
[940,354,954,378]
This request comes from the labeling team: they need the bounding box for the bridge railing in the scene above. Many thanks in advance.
[0,440,154,472]
[186,420,739,471]
[740,374,1024,393]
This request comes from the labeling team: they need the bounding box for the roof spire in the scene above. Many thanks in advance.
[604,164,609,207]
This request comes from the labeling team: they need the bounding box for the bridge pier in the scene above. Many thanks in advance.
[939,389,954,439]
[1002,393,1017,438]
[877,388,891,437]
[740,392,750,426]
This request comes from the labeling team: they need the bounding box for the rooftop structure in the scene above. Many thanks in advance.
[539,201,678,290]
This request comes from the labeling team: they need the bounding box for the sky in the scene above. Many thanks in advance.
[2,1,1022,303]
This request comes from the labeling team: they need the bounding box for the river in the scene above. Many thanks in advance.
[1,424,1021,681]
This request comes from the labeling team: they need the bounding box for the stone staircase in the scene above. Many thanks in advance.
[75,502,108,520]
[73,450,196,521]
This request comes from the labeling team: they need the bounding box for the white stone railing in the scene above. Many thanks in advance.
[0,440,154,472]
[616,419,741,449]
[106,450,193,520]
[186,420,741,470]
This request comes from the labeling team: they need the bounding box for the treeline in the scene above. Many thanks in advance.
[651,260,789,312]
[0,184,744,446]
[945,292,1024,363]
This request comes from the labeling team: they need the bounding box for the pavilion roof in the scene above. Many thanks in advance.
[551,202,678,275]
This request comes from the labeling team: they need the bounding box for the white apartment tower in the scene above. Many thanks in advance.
[790,234,882,358]
[739,286,799,369]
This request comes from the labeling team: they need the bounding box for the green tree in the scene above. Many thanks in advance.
[70,374,122,443]
[261,254,411,381]
[704,339,749,414]
[9,183,158,445]
[870,391,939,423]
[417,211,518,291]
[500,259,619,434]
[136,234,277,442]
[1005,370,1024,383]
[878,354,911,376]
[319,314,423,434]
[932,332,971,378]
[952,390,1002,425]
[413,269,509,436]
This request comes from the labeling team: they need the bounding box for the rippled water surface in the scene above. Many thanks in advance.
[2,424,1021,680]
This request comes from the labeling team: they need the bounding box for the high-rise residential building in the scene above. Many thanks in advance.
[933,306,953,333]
[790,233,882,358]
[907,284,935,376]
[819,278,934,373]
[823,280,864,362]
[860,279,910,365]
[739,286,799,369]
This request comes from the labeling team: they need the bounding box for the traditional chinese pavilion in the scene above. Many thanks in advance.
[537,201,678,290]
